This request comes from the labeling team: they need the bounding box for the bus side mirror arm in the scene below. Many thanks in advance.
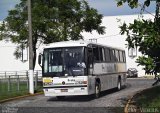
[38,54,42,68]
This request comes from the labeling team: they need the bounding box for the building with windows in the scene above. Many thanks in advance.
[0,14,154,76]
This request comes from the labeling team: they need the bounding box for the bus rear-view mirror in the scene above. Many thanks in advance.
[38,54,42,66]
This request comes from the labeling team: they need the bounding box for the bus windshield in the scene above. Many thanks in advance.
[43,47,85,77]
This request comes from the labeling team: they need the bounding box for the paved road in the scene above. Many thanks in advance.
[0,78,155,113]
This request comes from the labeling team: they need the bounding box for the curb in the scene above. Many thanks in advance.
[124,89,145,113]
[0,92,44,103]
[124,95,134,113]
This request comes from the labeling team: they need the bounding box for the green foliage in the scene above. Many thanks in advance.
[136,56,155,73]
[117,0,160,74]
[117,0,139,8]
[116,0,150,8]
[0,0,105,69]
[134,86,160,107]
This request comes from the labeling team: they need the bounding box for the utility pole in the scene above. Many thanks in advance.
[28,0,34,94]
[155,0,160,33]
[155,0,160,20]
[151,0,160,21]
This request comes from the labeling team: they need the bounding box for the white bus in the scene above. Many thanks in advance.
[38,40,127,99]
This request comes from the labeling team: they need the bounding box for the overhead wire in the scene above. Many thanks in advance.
[86,34,121,41]
[138,2,155,17]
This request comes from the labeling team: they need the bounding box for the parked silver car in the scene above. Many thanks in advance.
[127,68,138,77]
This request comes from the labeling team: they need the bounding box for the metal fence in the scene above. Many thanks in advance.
[0,70,43,100]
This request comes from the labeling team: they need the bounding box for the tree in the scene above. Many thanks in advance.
[116,0,160,75]
[0,0,105,70]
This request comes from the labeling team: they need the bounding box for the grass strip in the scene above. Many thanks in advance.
[0,81,43,101]
[134,85,160,107]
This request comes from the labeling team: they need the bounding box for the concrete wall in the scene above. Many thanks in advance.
[0,41,29,71]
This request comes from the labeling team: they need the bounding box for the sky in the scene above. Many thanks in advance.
[0,0,156,20]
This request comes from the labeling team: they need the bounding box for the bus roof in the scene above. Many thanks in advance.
[43,40,124,51]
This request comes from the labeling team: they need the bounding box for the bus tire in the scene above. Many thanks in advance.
[95,82,101,98]
[117,79,121,91]
[56,96,65,100]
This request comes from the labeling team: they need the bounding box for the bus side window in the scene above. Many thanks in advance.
[111,49,116,62]
[87,48,93,68]
[119,51,123,62]
[105,48,111,62]
[99,47,105,62]
[115,50,119,62]
[93,46,99,62]
[122,51,126,62]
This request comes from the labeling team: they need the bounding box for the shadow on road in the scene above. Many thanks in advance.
[48,95,93,102]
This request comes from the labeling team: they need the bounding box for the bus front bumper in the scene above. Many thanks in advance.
[43,86,89,96]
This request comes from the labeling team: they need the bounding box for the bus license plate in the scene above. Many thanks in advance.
[61,89,68,92]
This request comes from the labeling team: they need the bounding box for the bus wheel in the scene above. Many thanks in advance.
[56,96,65,100]
[95,82,101,98]
[117,79,121,91]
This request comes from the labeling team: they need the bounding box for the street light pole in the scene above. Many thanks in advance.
[150,0,160,20]
[28,0,34,94]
